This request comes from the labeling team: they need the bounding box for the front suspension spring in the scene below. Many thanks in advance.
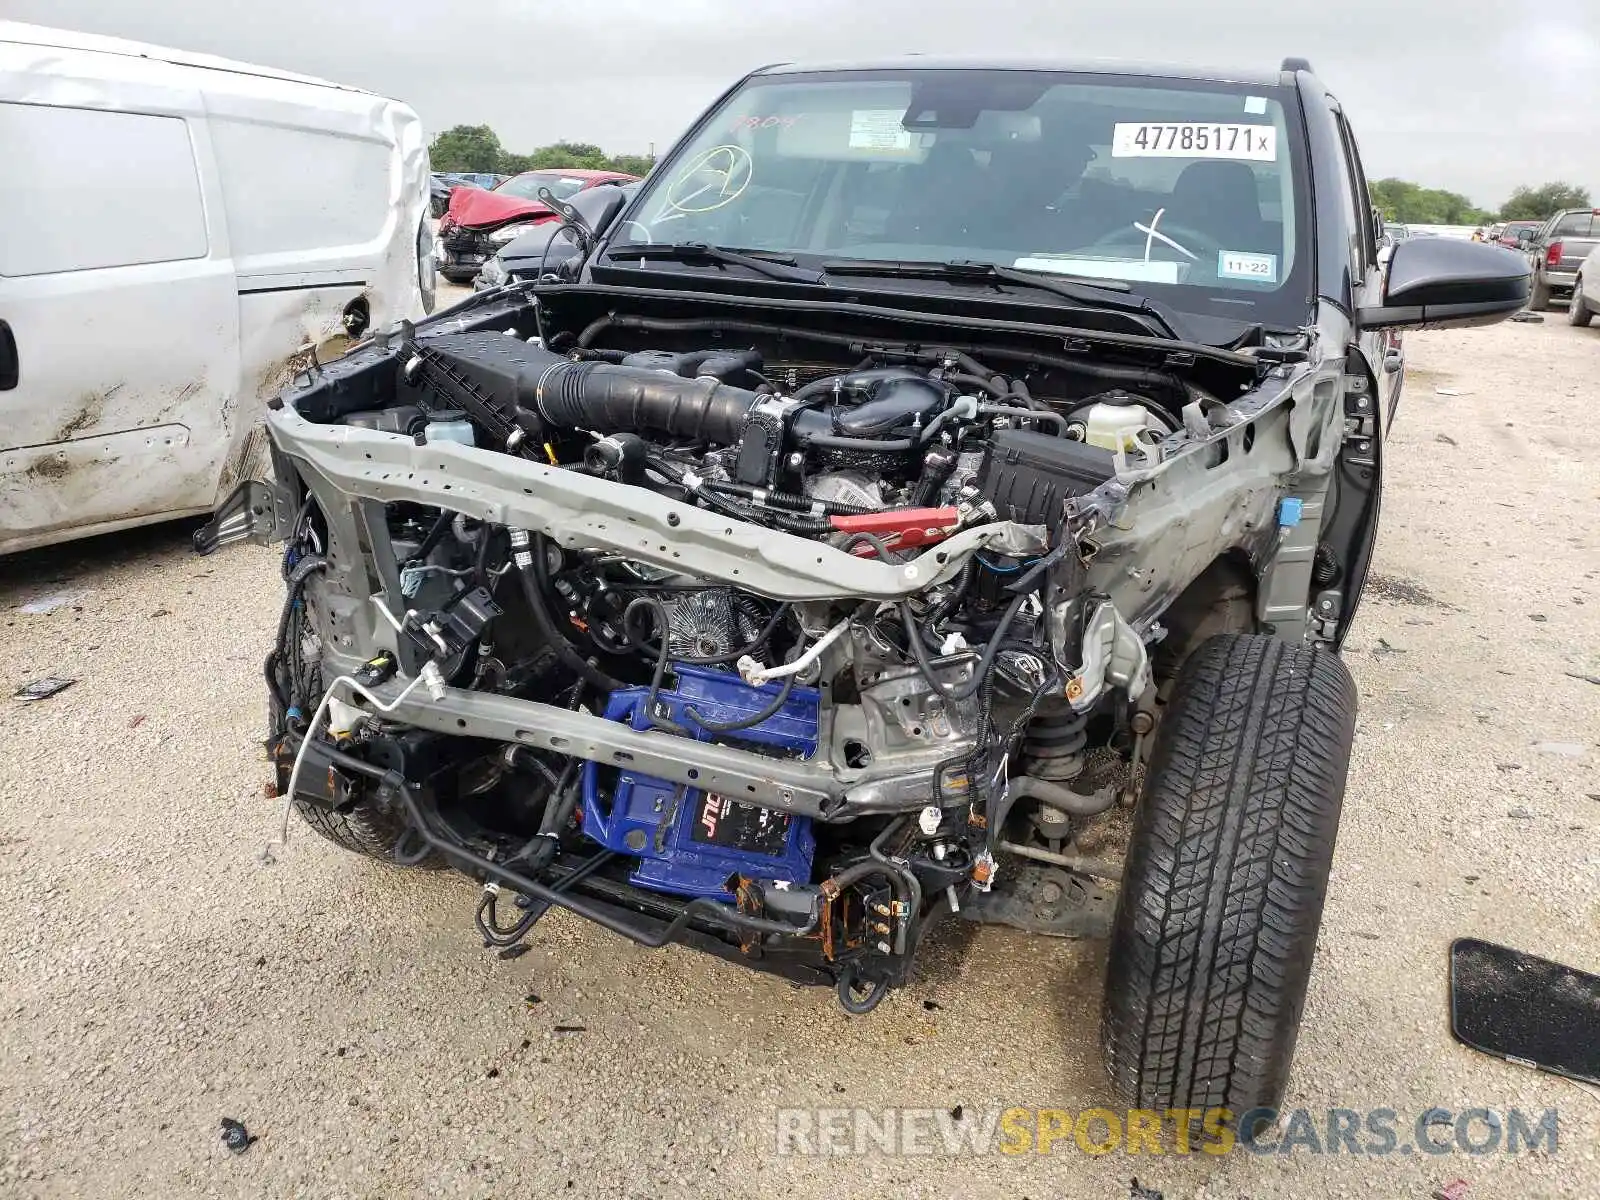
[1020,702,1089,782]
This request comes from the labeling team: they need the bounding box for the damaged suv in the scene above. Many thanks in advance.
[202,58,1527,1117]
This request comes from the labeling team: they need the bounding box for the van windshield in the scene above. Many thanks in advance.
[614,69,1313,326]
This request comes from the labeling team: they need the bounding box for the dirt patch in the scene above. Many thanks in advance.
[54,385,117,441]
[1364,573,1449,608]
[1403,365,1452,391]
[25,456,71,481]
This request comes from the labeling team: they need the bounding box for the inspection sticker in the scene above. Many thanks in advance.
[1112,122,1276,161]
[849,109,914,152]
[1217,250,1278,282]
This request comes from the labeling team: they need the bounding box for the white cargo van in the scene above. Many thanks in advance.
[0,22,434,555]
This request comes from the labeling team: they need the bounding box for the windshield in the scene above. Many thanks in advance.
[613,69,1312,323]
[1552,212,1598,238]
[497,172,592,202]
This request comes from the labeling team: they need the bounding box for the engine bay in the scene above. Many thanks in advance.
[236,284,1337,1009]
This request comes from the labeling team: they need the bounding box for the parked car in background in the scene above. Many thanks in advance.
[1496,220,1541,249]
[473,181,642,290]
[1377,221,1410,267]
[436,168,638,282]
[1522,209,1600,309]
[430,173,507,218]
[0,20,432,555]
[430,172,458,218]
[1567,244,1600,328]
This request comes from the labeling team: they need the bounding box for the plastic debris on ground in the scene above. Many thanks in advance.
[14,677,76,702]
[1432,1180,1471,1200]
[219,1117,256,1154]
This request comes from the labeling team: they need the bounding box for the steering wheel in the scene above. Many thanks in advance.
[1086,220,1229,269]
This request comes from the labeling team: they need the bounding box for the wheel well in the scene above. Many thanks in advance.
[1153,555,1259,686]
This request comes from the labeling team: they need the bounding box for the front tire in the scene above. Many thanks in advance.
[293,798,441,867]
[1102,634,1357,1118]
[1568,279,1593,326]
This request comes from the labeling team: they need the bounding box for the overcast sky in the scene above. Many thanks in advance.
[11,1,1598,208]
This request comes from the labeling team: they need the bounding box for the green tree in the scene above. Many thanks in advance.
[429,123,655,178]
[1368,177,1493,225]
[608,154,655,178]
[429,124,504,173]
[1499,181,1592,221]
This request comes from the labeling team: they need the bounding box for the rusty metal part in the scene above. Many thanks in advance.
[999,838,1123,883]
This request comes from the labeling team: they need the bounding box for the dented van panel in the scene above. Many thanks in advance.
[0,20,430,555]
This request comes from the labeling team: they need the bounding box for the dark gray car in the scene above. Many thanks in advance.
[1523,208,1600,309]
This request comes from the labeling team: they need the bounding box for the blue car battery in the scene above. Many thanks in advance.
[580,665,820,899]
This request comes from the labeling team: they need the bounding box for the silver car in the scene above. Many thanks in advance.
[1567,242,1600,327]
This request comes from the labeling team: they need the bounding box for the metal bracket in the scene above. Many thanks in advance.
[192,478,295,555]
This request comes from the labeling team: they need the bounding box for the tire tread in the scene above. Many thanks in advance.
[1103,633,1357,1114]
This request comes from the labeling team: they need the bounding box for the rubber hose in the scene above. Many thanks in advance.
[393,775,819,945]
[523,358,759,444]
[519,534,623,693]
[978,404,1068,435]
[899,591,1029,702]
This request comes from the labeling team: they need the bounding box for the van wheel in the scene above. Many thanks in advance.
[1528,273,1551,311]
[1102,634,1357,1118]
[1568,280,1593,326]
[293,798,442,868]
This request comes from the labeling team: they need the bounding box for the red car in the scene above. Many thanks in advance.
[1495,220,1542,249]
[436,169,638,283]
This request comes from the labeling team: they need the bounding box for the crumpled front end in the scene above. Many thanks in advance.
[208,281,1346,1009]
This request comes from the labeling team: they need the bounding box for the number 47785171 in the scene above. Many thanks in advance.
[1113,122,1276,161]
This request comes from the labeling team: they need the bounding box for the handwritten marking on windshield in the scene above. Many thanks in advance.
[1136,209,1198,262]
[730,115,801,134]
[660,144,754,217]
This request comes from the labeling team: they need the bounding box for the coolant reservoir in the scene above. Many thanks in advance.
[424,410,476,447]
[1082,403,1161,454]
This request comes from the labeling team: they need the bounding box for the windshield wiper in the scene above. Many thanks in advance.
[605,242,825,285]
[820,259,1186,339]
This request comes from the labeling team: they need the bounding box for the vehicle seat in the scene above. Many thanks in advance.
[1167,161,1272,254]
[885,141,985,246]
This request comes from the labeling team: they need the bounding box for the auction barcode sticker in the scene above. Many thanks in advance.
[849,110,914,152]
[1112,122,1276,161]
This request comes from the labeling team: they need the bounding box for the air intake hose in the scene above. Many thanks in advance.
[518,358,760,445]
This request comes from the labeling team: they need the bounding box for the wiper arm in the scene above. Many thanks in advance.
[604,242,825,285]
[821,258,1186,339]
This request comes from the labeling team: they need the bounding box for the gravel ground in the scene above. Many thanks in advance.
[1,311,1597,1199]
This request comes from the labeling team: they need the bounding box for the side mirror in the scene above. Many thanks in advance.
[560,184,630,243]
[1357,238,1530,330]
